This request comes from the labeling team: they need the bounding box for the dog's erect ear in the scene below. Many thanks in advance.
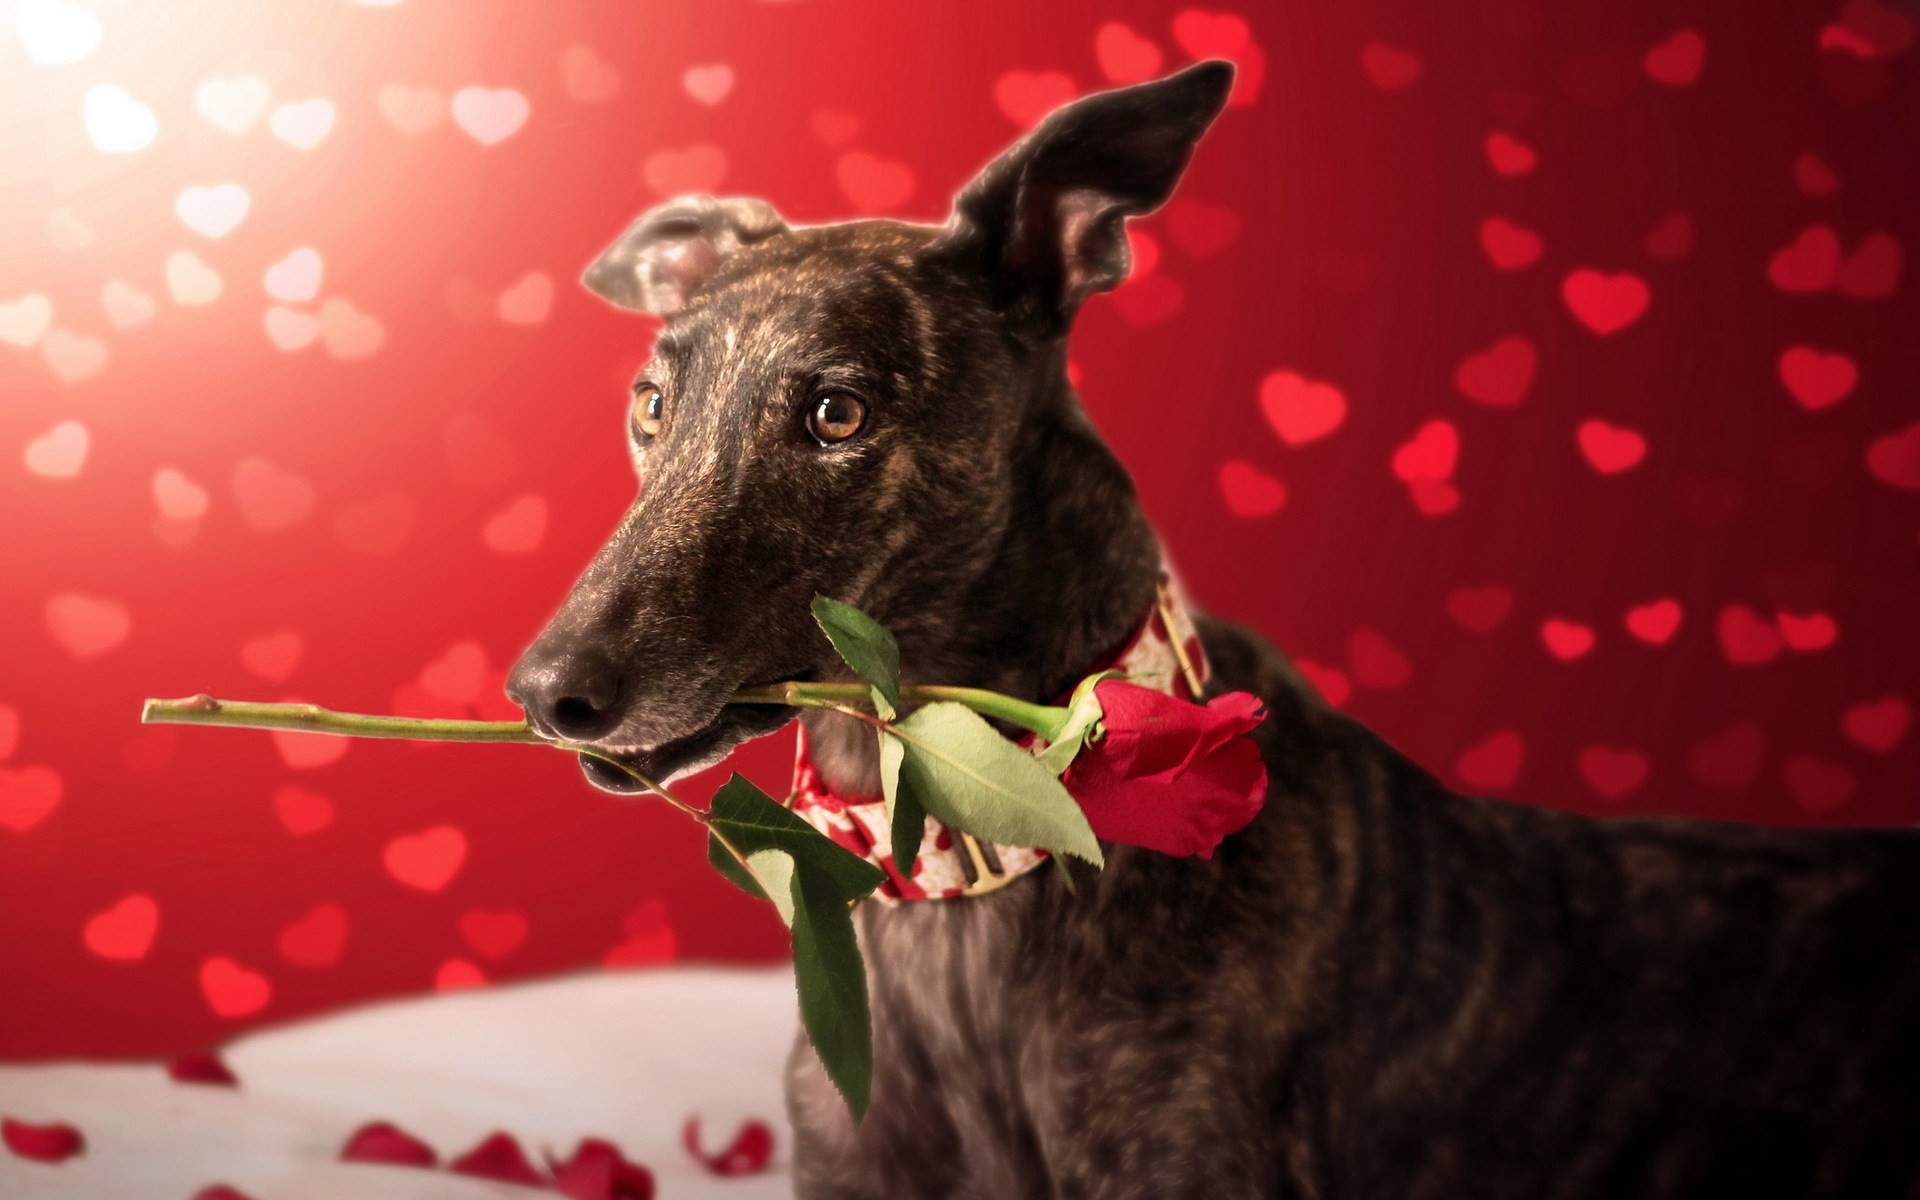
[582,194,788,315]
[933,60,1233,328]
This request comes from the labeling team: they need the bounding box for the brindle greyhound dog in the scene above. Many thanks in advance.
[506,62,1920,1199]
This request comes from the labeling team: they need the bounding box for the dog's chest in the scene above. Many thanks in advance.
[860,885,1037,1070]
[849,885,1066,1192]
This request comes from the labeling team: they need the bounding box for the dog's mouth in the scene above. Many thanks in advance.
[572,672,810,794]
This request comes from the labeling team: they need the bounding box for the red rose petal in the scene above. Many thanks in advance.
[3,1117,84,1162]
[1064,683,1267,858]
[451,1131,545,1184]
[340,1120,437,1167]
[167,1052,239,1086]
[551,1138,657,1200]
[194,1187,256,1200]
[682,1116,775,1177]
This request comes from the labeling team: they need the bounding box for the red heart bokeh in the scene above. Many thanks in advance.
[1,0,1915,1064]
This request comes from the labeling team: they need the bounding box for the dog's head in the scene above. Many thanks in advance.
[506,62,1232,791]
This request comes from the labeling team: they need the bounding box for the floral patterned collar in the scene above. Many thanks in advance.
[787,573,1211,903]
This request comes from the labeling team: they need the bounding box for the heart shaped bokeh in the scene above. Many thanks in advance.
[1,0,1915,1061]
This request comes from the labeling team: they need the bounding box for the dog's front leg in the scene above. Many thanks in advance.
[787,1033,972,1200]
[1026,1018,1296,1200]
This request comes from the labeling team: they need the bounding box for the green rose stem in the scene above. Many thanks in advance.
[139,696,543,743]
[140,684,1072,744]
[138,599,1096,1124]
[729,682,1069,740]
[137,684,1070,864]
[137,696,753,866]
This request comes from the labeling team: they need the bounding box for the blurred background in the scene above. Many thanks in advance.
[1,0,1916,1063]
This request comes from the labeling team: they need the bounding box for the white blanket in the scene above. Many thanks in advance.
[0,968,799,1199]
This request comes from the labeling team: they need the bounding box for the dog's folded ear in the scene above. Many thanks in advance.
[582,194,788,315]
[933,60,1234,330]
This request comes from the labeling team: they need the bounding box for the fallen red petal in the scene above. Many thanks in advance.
[339,1120,437,1167]
[194,1187,257,1200]
[550,1138,657,1200]
[682,1115,775,1176]
[3,1117,85,1163]
[167,1052,239,1086]
[450,1131,545,1185]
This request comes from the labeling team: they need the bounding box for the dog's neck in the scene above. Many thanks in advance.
[801,367,1162,797]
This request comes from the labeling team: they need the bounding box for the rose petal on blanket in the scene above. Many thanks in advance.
[193,1187,256,1200]
[3,1116,85,1162]
[681,1114,774,1176]
[339,1120,436,1166]
[166,1052,239,1086]
[449,1130,545,1184]
[549,1137,657,1200]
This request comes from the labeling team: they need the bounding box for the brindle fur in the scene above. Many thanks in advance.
[508,63,1920,1198]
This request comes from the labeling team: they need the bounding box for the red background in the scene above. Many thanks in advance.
[2,0,1917,1060]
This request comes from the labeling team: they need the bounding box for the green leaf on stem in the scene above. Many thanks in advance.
[702,773,879,1119]
[893,703,1104,867]
[811,596,901,717]
[1035,670,1120,776]
[790,859,873,1118]
[708,831,766,900]
[877,730,926,877]
[707,774,887,900]
[745,849,797,924]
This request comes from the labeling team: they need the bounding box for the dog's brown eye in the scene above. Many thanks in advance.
[632,382,664,439]
[807,391,867,445]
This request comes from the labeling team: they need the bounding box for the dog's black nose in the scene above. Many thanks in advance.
[505,645,626,742]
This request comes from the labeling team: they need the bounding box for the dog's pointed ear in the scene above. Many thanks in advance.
[932,60,1233,329]
[582,194,788,315]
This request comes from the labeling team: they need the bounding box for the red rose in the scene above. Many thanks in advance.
[1062,680,1268,858]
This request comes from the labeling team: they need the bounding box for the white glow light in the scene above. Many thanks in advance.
[83,84,158,153]
[16,0,103,66]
